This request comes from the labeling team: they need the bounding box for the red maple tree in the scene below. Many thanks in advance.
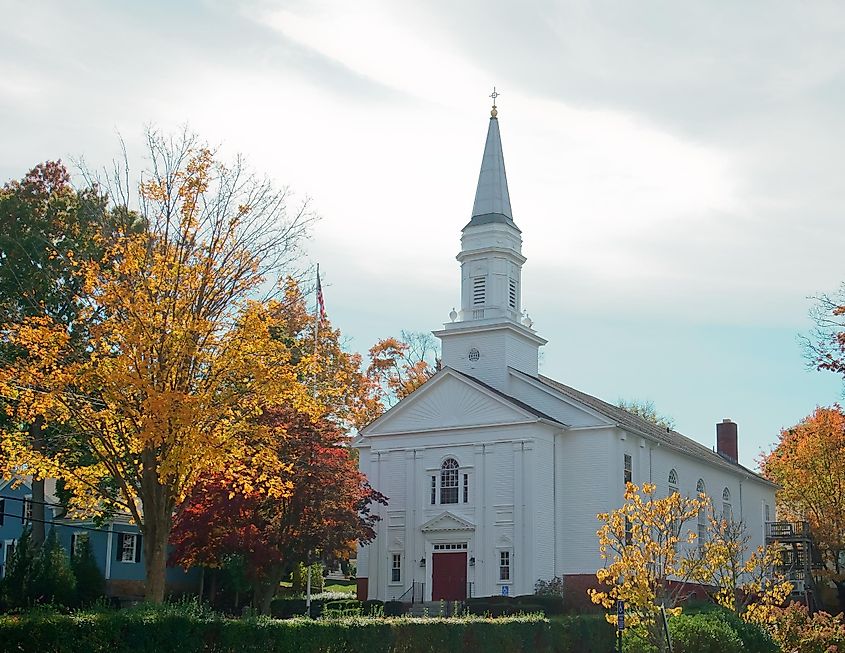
[169,406,386,613]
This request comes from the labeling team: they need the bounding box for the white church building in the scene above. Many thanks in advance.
[354,103,776,605]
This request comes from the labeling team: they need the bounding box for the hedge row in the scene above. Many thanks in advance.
[0,608,615,653]
[465,594,565,616]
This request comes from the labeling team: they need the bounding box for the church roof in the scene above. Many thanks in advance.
[450,368,563,425]
[533,373,775,485]
[465,115,518,231]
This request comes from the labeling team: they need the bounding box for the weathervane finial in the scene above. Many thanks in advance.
[490,86,499,118]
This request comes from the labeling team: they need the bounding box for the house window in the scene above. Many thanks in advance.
[499,551,511,581]
[472,277,486,306]
[430,475,436,505]
[23,495,32,525]
[764,504,770,523]
[508,279,517,309]
[119,533,138,563]
[391,554,401,584]
[624,517,633,546]
[71,532,89,559]
[463,474,469,503]
[440,459,459,504]
[668,469,678,494]
[0,498,4,526]
[623,454,632,485]
[722,488,732,521]
[1,540,16,578]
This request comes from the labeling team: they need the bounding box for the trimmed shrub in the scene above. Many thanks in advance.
[383,600,404,617]
[30,530,77,608]
[669,613,743,653]
[362,600,385,616]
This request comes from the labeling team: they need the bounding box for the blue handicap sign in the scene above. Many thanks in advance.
[501,585,509,596]
[616,600,625,630]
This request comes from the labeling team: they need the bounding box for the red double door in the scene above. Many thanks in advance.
[431,552,467,601]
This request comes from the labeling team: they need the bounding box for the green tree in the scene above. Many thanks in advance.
[70,534,105,606]
[0,527,36,608]
[0,161,128,544]
[31,529,77,607]
[617,398,676,430]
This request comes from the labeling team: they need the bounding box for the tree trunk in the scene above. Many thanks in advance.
[29,416,46,546]
[255,563,285,616]
[143,508,171,603]
[140,452,173,604]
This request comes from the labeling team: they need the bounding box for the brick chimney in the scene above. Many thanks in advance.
[716,418,738,463]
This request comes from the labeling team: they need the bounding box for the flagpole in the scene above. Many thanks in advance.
[307,263,320,618]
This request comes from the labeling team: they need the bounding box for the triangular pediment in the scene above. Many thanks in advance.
[362,369,546,436]
[421,511,475,532]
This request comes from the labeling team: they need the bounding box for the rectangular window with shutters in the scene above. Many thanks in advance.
[117,533,141,563]
[472,277,486,306]
[390,554,401,584]
[71,532,89,559]
[623,454,632,484]
[499,551,510,581]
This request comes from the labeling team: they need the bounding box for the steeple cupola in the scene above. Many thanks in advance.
[434,95,546,390]
[458,97,525,325]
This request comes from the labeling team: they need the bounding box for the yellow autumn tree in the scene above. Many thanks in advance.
[0,129,315,602]
[704,512,792,624]
[589,482,712,650]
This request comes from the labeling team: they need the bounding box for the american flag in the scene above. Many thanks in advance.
[316,265,326,321]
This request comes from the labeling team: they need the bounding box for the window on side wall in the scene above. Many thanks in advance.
[117,533,141,563]
[0,498,5,526]
[390,554,401,584]
[623,454,632,485]
[499,550,511,582]
[71,532,90,559]
[23,495,32,525]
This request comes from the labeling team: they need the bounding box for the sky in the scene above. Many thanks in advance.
[2,0,844,468]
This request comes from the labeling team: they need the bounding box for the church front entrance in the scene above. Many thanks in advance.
[431,551,467,601]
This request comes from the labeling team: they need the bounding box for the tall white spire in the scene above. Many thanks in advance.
[469,115,514,224]
[434,96,546,391]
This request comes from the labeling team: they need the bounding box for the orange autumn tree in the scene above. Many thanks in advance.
[366,330,439,407]
[0,130,315,602]
[761,405,845,572]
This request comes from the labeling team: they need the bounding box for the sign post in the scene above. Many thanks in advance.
[616,600,624,653]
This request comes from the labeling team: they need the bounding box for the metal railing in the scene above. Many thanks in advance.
[394,581,425,604]
[765,521,812,541]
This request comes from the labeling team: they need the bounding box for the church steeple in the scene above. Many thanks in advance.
[467,110,514,227]
[434,96,546,390]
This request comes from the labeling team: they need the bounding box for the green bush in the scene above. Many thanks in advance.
[669,613,743,653]
[71,536,106,607]
[362,600,384,616]
[0,608,576,653]
[383,600,404,617]
[30,530,77,608]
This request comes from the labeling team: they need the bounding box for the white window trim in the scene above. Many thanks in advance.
[497,549,512,584]
[71,532,89,559]
[389,553,402,586]
[120,533,138,563]
[2,539,16,578]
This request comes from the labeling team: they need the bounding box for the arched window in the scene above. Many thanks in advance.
[440,458,459,504]
[668,469,678,494]
[722,487,732,520]
[696,479,707,549]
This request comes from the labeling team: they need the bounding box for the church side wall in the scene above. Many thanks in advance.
[532,434,556,584]
[556,427,617,574]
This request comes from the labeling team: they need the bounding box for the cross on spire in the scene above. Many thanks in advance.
[490,86,499,117]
